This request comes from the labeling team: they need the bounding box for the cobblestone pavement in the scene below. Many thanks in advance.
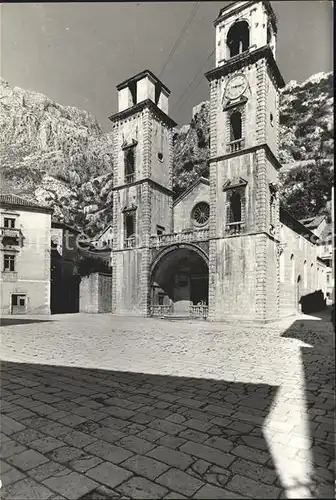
[0,313,334,499]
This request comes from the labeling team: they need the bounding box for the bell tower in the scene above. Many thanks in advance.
[205,0,285,322]
[109,70,176,315]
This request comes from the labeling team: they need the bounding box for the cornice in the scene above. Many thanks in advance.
[109,99,177,129]
[116,69,171,95]
[205,46,285,89]
[112,178,174,197]
[208,143,283,170]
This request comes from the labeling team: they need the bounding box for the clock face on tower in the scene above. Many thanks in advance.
[224,74,248,101]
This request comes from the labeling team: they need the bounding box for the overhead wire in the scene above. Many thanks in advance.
[173,48,215,109]
[159,2,201,78]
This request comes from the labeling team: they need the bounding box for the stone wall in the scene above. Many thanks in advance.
[279,223,322,317]
[80,273,112,313]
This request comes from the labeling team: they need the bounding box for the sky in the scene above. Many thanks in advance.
[1,1,333,131]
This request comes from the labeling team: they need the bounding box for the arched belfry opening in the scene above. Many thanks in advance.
[150,246,209,316]
[230,111,242,141]
[227,21,250,58]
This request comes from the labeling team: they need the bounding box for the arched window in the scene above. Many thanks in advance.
[227,21,250,58]
[303,260,307,288]
[267,25,272,45]
[230,111,242,141]
[290,254,295,284]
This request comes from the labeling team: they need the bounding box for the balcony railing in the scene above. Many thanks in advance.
[150,228,209,248]
[0,227,23,248]
[226,138,245,154]
[151,305,173,317]
[225,222,243,235]
[124,236,136,248]
[125,173,135,184]
[190,304,208,319]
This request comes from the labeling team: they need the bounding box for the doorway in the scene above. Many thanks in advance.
[296,275,302,312]
[11,294,27,314]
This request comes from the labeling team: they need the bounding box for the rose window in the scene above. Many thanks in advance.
[192,202,210,226]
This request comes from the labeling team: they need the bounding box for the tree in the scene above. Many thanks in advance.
[280,159,333,219]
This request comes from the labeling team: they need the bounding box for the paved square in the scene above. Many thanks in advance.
[0,313,334,499]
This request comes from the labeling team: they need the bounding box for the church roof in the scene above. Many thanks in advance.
[299,215,326,230]
[173,177,210,206]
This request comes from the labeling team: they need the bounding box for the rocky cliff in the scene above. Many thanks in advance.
[0,72,333,235]
[0,78,114,236]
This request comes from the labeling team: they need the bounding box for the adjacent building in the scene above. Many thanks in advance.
[0,194,52,315]
[50,220,81,314]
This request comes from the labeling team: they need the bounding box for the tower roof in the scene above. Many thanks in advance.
[215,1,277,32]
[116,69,171,95]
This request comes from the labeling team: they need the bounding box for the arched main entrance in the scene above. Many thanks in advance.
[150,245,209,318]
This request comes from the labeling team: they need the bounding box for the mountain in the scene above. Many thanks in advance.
[0,78,114,236]
[0,71,333,236]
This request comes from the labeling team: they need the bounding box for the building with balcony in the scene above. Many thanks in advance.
[0,194,52,315]
[107,0,328,322]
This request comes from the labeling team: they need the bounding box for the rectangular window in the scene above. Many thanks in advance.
[156,225,165,236]
[4,218,15,228]
[327,274,330,283]
[4,254,15,272]
[124,211,136,248]
[124,147,136,183]
[226,191,242,224]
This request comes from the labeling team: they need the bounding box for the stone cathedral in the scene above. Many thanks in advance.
[109,0,328,323]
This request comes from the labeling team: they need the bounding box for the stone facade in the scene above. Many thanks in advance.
[109,1,330,322]
[0,194,52,315]
[80,272,112,313]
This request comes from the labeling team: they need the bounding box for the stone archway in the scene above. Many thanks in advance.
[150,244,209,317]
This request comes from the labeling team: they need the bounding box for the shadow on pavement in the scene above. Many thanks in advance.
[282,319,335,498]
[1,360,285,498]
[0,318,54,327]
[0,317,334,498]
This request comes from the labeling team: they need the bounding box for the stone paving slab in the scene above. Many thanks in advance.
[0,313,335,499]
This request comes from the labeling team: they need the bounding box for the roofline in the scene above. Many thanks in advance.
[116,69,171,95]
[173,177,210,206]
[0,200,53,214]
[280,207,319,243]
[93,223,113,240]
[109,98,177,128]
[215,1,278,33]
[205,45,285,88]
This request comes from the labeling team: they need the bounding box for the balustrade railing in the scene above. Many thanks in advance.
[151,305,173,317]
[225,222,243,235]
[124,236,136,248]
[227,138,245,154]
[190,304,208,319]
[150,228,209,247]
[125,173,135,184]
